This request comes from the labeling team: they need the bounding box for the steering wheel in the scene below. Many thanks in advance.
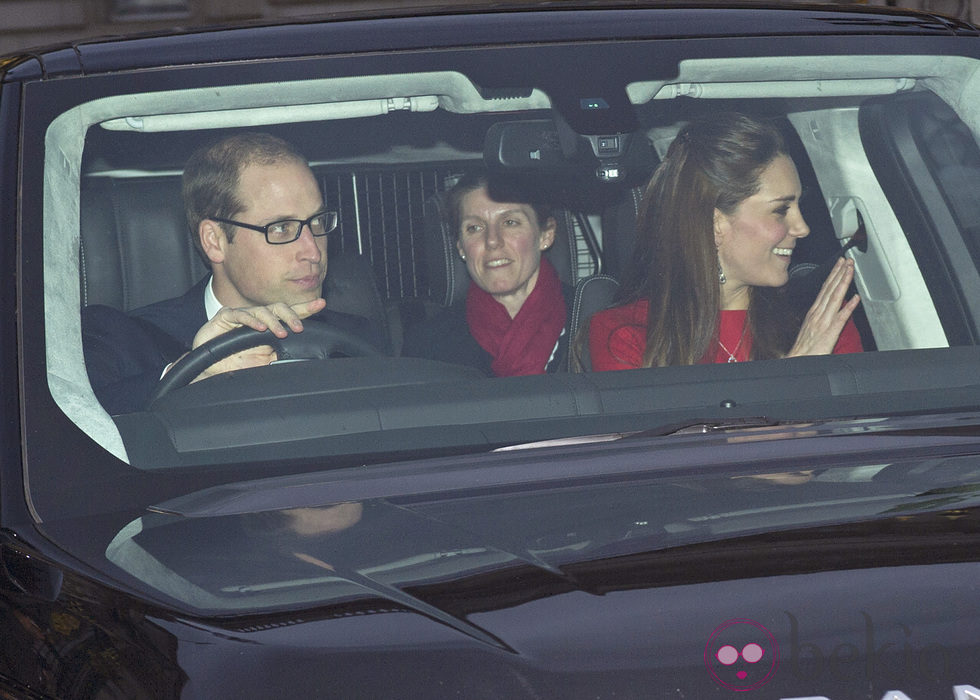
[148,320,382,404]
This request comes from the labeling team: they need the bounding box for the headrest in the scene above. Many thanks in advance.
[568,274,619,372]
[81,176,207,311]
[422,190,578,307]
[600,184,644,280]
[323,253,391,352]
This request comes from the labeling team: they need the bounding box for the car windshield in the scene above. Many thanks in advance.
[14,5,980,615]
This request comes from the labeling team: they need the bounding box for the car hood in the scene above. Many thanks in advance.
[92,415,980,696]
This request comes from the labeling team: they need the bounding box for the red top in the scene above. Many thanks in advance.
[588,299,864,371]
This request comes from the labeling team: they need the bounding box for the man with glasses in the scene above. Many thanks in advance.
[83,132,381,414]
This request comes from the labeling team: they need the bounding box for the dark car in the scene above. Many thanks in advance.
[1,2,979,698]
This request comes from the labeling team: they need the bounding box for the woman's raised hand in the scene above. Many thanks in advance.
[786,257,861,357]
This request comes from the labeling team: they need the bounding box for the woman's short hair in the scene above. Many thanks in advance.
[444,171,554,237]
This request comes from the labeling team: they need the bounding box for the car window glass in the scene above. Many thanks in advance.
[29,50,980,473]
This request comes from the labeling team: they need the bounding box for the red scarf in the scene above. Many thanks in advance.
[466,258,565,377]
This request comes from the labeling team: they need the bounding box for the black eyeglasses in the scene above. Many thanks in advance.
[210,210,338,245]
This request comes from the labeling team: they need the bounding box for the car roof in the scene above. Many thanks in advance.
[2,2,976,82]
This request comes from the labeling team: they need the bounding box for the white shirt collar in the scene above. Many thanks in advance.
[204,276,223,321]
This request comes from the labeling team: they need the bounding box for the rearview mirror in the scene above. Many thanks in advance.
[484,119,654,183]
[484,119,574,170]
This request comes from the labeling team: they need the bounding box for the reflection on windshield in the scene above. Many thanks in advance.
[105,455,980,615]
[264,503,364,572]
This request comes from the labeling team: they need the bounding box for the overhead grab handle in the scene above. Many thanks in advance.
[100,96,441,132]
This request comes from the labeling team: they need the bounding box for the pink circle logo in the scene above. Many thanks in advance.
[704,618,778,691]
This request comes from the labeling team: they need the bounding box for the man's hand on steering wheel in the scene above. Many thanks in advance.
[167,298,327,383]
[150,317,383,404]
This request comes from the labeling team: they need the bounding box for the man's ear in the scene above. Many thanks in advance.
[539,217,557,251]
[199,219,227,265]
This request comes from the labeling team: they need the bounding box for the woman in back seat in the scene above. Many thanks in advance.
[402,173,572,376]
[589,112,862,371]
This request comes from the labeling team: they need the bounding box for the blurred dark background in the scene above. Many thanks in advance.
[1,0,975,59]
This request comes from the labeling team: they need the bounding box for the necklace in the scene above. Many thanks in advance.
[718,321,747,363]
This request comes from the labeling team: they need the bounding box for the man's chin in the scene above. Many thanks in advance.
[259,291,323,309]
[293,292,324,307]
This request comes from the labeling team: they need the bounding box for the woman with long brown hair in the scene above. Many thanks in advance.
[589,112,862,370]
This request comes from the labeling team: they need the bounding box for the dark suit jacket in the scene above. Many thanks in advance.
[83,278,382,414]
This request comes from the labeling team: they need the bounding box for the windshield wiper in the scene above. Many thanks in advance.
[494,416,784,452]
[656,416,781,436]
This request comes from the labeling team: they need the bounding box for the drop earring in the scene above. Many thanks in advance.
[718,258,726,285]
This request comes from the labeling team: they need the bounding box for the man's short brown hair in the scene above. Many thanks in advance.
[182,132,311,259]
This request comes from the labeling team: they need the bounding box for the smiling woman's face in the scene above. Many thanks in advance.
[714,154,810,310]
[456,185,556,318]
